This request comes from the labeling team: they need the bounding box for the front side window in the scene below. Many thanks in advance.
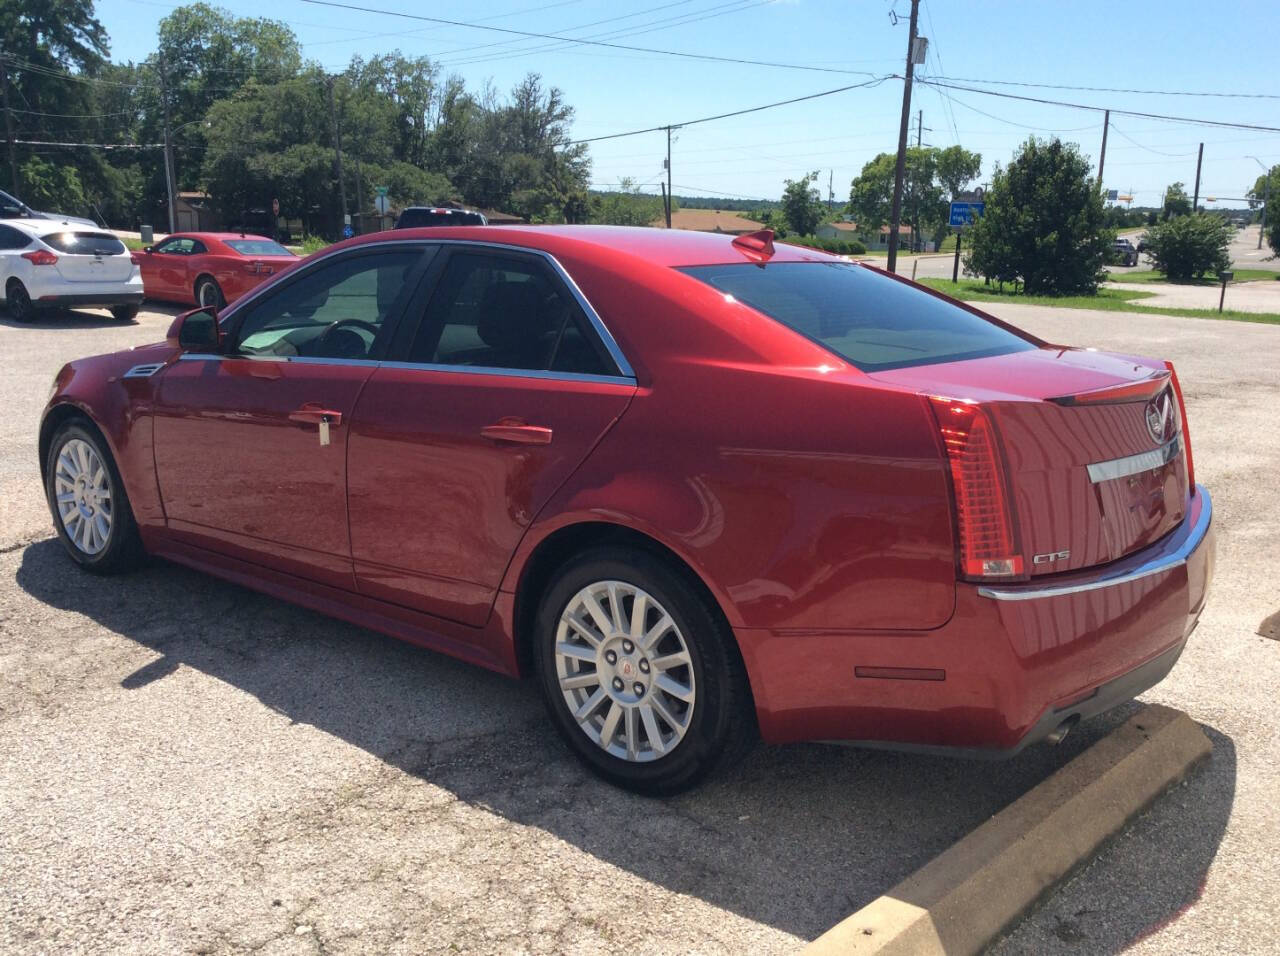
[231,250,421,360]
[155,237,195,255]
[408,252,611,375]
[679,261,1037,372]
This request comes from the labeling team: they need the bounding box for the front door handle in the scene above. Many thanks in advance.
[481,419,553,445]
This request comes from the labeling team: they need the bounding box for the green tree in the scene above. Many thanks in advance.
[1247,165,1278,251]
[780,170,824,236]
[589,178,662,226]
[1162,182,1192,220]
[1143,213,1232,280]
[964,137,1111,295]
[849,146,980,248]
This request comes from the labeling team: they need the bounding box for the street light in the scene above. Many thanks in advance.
[1247,156,1269,251]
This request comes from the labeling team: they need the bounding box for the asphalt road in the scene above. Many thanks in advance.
[1,301,1277,954]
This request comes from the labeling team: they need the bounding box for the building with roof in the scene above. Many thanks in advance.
[650,208,767,235]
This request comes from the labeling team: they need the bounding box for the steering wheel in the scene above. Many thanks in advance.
[315,318,379,358]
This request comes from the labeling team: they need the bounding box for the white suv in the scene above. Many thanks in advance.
[1,219,143,322]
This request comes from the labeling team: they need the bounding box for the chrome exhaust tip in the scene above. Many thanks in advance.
[1046,715,1080,745]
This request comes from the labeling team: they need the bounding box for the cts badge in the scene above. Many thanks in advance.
[1032,550,1070,566]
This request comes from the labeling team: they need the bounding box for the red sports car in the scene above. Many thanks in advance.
[134,232,297,309]
[40,226,1213,794]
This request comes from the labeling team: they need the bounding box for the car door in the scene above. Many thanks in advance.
[0,223,30,293]
[346,245,637,626]
[151,243,436,588]
[144,236,192,300]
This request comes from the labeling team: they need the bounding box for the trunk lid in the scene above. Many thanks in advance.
[874,347,1191,576]
[44,232,134,283]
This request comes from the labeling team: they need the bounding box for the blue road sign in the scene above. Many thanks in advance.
[342,224,354,238]
[949,201,985,228]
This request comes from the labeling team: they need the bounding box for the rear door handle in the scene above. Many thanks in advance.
[481,420,553,445]
[289,405,343,426]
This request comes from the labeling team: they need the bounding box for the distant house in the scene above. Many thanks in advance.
[477,208,526,225]
[174,191,221,232]
[651,208,766,235]
[817,220,922,249]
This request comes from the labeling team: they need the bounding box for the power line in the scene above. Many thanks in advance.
[13,139,162,148]
[917,78,1280,133]
[926,75,1280,101]
[298,0,883,77]
[1107,123,1197,158]
[568,76,892,145]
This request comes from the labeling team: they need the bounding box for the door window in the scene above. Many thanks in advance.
[155,237,196,255]
[230,250,422,360]
[407,252,612,375]
[0,225,31,250]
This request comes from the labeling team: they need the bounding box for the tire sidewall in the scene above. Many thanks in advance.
[45,422,139,572]
[534,548,743,794]
[196,277,223,309]
[8,281,33,322]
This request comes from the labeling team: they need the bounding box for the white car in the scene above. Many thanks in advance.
[1,219,143,322]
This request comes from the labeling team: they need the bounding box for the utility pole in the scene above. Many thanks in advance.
[887,0,921,273]
[1,62,18,195]
[1097,109,1109,187]
[1249,157,1270,250]
[158,61,177,234]
[327,75,348,235]
[1192,142,1203,213]
[828,169,834,212]
[665,126,673,228]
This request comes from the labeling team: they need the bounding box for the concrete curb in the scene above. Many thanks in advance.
[804,704,1212,956]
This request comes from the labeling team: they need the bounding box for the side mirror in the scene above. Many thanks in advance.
[143,246,154,254]
[168,308,221,351]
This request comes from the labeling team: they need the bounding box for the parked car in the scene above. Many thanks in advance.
[394,206,487,228]
[134,232,298,308]
[1112,237,1139,266]
[0,187,99,229]
[39,226,1214,794]
[1,219,142,322]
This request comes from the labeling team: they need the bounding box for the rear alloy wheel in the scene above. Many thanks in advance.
[6,280,34,322]
[535,547,754,795]
[195,276,225,310]
[45,422,143,574]
[111,304,139,322]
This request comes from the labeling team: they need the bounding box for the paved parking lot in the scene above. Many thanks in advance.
[2,302,1278,954]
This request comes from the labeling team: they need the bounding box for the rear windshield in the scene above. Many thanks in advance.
[679,261,1036,372]
[225,239,294,256]
[396,209,486,228]
[41,231,126,256]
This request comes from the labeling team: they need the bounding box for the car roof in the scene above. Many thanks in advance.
[346,224,840,268]
[166,232,276,242]
[7,217,113,237]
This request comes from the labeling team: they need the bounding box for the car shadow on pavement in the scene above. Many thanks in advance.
[0,303,185,330]
[13,539,1236,945]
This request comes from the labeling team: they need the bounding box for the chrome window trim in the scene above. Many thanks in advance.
[175,352,636,387]
[978,486,1212,602]
[1086,435,1181,484]
[215,237,636,381]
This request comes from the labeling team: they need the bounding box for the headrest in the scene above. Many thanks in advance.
[476,281,547,354]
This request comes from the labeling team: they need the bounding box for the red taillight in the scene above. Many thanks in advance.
[1164,360,1195,494]
[929,397,1025,580]
[22,249,58,266]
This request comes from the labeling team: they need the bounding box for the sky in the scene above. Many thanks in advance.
[93,0,1280,208]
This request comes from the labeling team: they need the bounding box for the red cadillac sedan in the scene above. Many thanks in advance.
[134,232,297,309]
[39,226,1213,794]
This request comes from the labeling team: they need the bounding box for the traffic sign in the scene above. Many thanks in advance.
[1106,189,1118,201]
[375,185,389,196]
[949,201,985,228]
[374,194,390,215]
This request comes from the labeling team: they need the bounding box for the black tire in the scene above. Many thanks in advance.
[195,275,225,310]
[44,420,144,574]
[111,303,140,322]
[534,546,755,795]
[6,279,34,322]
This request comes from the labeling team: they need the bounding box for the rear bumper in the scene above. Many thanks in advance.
[34,291,144,308]
[735,485,1214,753]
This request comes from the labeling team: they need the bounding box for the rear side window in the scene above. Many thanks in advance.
[225,239,293,256]
[679,262,1036,372]
[408,252,611,375]
[40,232,127,256]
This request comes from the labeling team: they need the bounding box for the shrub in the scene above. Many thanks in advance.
[1143,213,1231,281]
[782,235,866,256]
[964,137,1111,295]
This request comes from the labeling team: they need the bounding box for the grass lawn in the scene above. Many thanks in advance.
[918,278,1280,326]
[1107,268,1279,285]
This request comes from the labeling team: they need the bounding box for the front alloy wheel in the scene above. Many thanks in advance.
[45,422,144,573]
[536,547,754,795]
